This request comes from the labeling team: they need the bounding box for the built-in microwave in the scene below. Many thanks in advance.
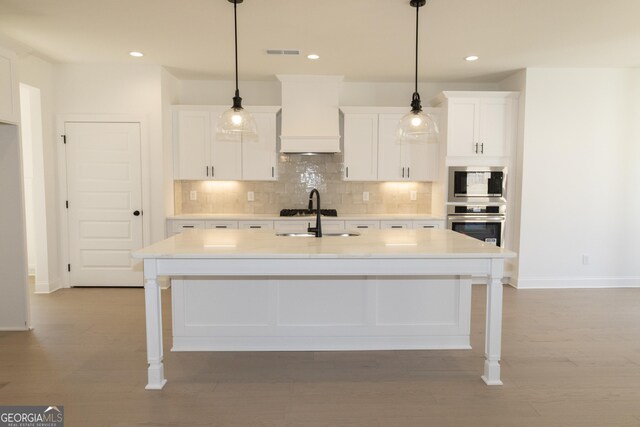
[448,166,507,204]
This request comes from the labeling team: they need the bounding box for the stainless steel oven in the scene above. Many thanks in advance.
[447,205,506,247]
[448,166,507,204]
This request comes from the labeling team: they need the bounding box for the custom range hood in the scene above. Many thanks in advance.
[277,75,343,154]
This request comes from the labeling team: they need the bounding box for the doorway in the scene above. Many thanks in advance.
[63,121,145,286]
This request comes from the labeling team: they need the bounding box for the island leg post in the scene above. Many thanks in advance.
[143,259,167,390]
[482,259,504,386]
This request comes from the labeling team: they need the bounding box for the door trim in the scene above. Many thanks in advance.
[56,115,151,288]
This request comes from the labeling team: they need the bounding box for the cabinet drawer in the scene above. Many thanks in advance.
[205,220,238,229]
[412,220,444,229]
[345,220,380,231]
[238,221,274,230]
[274,219,345,233]
[171,220,205,233]
[380,220,413,229]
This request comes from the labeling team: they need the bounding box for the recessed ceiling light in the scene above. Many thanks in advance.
[129,51,144,57]
[307,54,320,60]
[464,55,479,62]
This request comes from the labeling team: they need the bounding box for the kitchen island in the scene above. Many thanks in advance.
[133,228,515,390]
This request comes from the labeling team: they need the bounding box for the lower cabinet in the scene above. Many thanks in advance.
[168,218,444,236]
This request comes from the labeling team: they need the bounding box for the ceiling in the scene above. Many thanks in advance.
[1,0,639,83]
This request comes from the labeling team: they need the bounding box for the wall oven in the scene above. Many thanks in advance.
[447,205,506,247]
[448,166,507,204]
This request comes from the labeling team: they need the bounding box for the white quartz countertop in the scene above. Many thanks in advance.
[168,213,445,221]
[133,229,516,259]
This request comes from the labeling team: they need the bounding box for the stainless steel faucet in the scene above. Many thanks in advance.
[307,189,322,237]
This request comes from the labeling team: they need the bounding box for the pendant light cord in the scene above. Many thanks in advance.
[232,0,242,109]
[414,3,419,95]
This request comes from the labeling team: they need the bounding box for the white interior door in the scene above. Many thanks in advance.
[65,122,143,286]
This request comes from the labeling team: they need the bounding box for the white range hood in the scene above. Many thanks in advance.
[277,74,343,153]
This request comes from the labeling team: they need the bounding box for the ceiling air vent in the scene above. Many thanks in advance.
[266,49,300,56]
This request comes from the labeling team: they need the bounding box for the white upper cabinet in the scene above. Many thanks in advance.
[434,91,518,160]
[341,107,439,182]
[0,46,19,124]
[342,113,378,181]
[242,112,277,181]
[173,106,279,181]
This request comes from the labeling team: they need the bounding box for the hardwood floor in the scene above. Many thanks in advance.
[1,284,640,426]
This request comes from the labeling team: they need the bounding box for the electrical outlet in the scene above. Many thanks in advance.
[363,192,369,202]
[189,191,197,201]
[582,254,590,265]
[410,190,417,201]
[247,191,255,202]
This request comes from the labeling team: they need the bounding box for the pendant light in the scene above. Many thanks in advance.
[397,0,438,143]
[216,0,258,141]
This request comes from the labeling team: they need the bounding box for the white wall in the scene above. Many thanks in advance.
[19,85,36,274]
[177,79,499,106]
[515,68,640,288]
[0,122,29,330]
[54,63,166,246]
[161,68,180,217]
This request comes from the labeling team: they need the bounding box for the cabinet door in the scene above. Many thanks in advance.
[412,220,444,229]
[377,114,404,181]
[479,98,508,157]
[343,114,378,181]
[242,112,277,181]
[446,98,480,157]
[175,111,210,180]
[210,113,242,180]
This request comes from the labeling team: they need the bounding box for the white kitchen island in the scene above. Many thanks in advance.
[133,228,515,390]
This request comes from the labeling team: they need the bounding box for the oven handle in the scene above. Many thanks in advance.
[447,215,505,222]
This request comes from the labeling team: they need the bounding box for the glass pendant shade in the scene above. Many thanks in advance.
[397,109,438,143]
[216,106,258,142]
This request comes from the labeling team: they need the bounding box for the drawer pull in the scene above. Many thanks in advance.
[215,225,227,229]
[356,225,368,229]
[182,225,195,228]
[250,226,261,229]
[391,225,403,229]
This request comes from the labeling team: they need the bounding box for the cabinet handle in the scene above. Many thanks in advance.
[407,167,410,178]
[271,166,274,177]
[249,225,261,229]
[474,143,478,153]
[356,225,368,229]
[346,166,349,178]
[402,167,405,178]
[215,225,227,229]
[206,166,209,176]
[480,143,484,154]
[182,225,195,228]
[391,225,403,229]
[212,166,215,177]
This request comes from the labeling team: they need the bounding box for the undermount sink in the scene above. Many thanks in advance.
[276,232,361,237]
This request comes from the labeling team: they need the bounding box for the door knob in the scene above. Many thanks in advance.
[133,210,141,216]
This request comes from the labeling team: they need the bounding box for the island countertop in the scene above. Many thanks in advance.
[133,228,516,259]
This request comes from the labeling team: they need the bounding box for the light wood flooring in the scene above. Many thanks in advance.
[1,284,640,427]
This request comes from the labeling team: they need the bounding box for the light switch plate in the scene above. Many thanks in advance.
[363,192,369,202]
[247,191,255,202]
[189,191,197,201]
[410,190,417,201]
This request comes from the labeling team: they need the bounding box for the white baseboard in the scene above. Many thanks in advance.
[514,277,640,289]
[0,326,30,331]
[34,277,63,294]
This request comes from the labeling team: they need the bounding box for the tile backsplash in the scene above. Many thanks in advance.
[175,152,432,215]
